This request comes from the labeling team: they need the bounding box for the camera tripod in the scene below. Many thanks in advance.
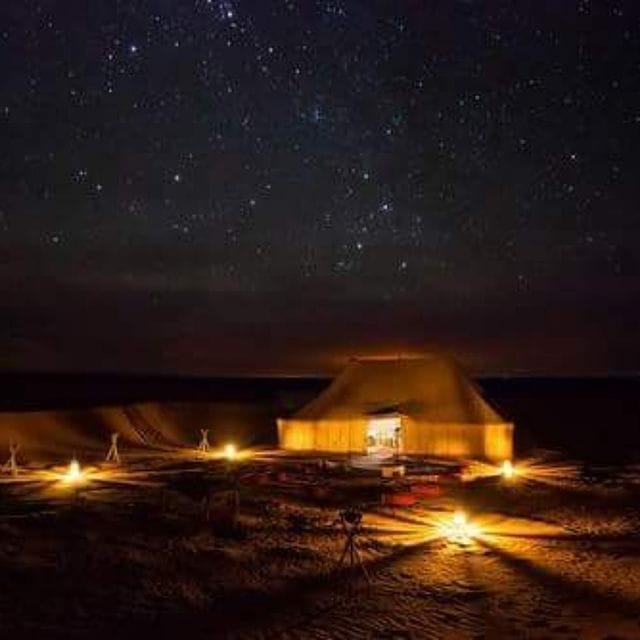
[335,508,371,585]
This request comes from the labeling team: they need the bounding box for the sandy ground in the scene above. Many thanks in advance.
[1,451,640,639]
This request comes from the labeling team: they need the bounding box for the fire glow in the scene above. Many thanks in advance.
[501,459,516,480]
[62,458,85,485]
[223,443,238,461]
[440,510,481,545]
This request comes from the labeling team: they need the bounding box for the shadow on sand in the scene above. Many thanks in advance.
[478,537,639,619]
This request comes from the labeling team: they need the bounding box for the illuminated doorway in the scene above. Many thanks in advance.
[366,415,402,456]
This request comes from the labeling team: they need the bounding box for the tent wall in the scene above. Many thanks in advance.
[314,419,367,452]
[278,418,367,453]
[483,422,514,461]
[402,417,482,458]
[402,416,513,461]
[278,416,513,461]
[277,419,315,450]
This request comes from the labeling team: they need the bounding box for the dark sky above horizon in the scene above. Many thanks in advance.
[1,1,639,376]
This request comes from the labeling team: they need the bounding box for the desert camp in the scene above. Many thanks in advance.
[278,356,513,461]
[3,1,640,637]
[1,372,640,638]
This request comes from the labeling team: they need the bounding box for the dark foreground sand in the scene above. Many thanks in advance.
[1,452,639,639]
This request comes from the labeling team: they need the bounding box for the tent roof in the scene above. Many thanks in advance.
[293,355,508,425]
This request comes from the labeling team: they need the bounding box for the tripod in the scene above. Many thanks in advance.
[2,442,19,477]
[336,508,371,585]
[198,429,210,453]
[105,432,120,464]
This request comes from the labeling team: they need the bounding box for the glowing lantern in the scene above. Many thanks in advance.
[441,509,481,544]
[223,443,237,461]
[453,510,467,527]
[501,460,515,479]
[64,458,84,484]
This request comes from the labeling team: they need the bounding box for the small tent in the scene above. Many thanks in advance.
[278,356,513,461]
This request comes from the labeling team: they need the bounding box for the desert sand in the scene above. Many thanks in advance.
[1,448,639,639]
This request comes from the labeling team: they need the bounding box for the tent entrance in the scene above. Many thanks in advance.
[366,416,402,457]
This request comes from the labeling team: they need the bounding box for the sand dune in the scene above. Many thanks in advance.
[0,401,271,461]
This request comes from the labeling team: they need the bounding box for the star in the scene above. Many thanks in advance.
[0,0,637,376]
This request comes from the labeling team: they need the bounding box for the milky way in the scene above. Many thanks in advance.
[1,1,639,375]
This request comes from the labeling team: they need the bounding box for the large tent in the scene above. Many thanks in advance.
[278,356,513,461]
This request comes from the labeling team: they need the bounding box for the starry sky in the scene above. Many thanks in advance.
[1,0,639,376]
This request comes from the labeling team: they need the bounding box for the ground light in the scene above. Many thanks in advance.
[439,510,481,545]
[501,459,516,480]
[223,443,238,461]
[62,458,84,484]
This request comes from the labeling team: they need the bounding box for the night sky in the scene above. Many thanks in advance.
[1,1,639,376]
